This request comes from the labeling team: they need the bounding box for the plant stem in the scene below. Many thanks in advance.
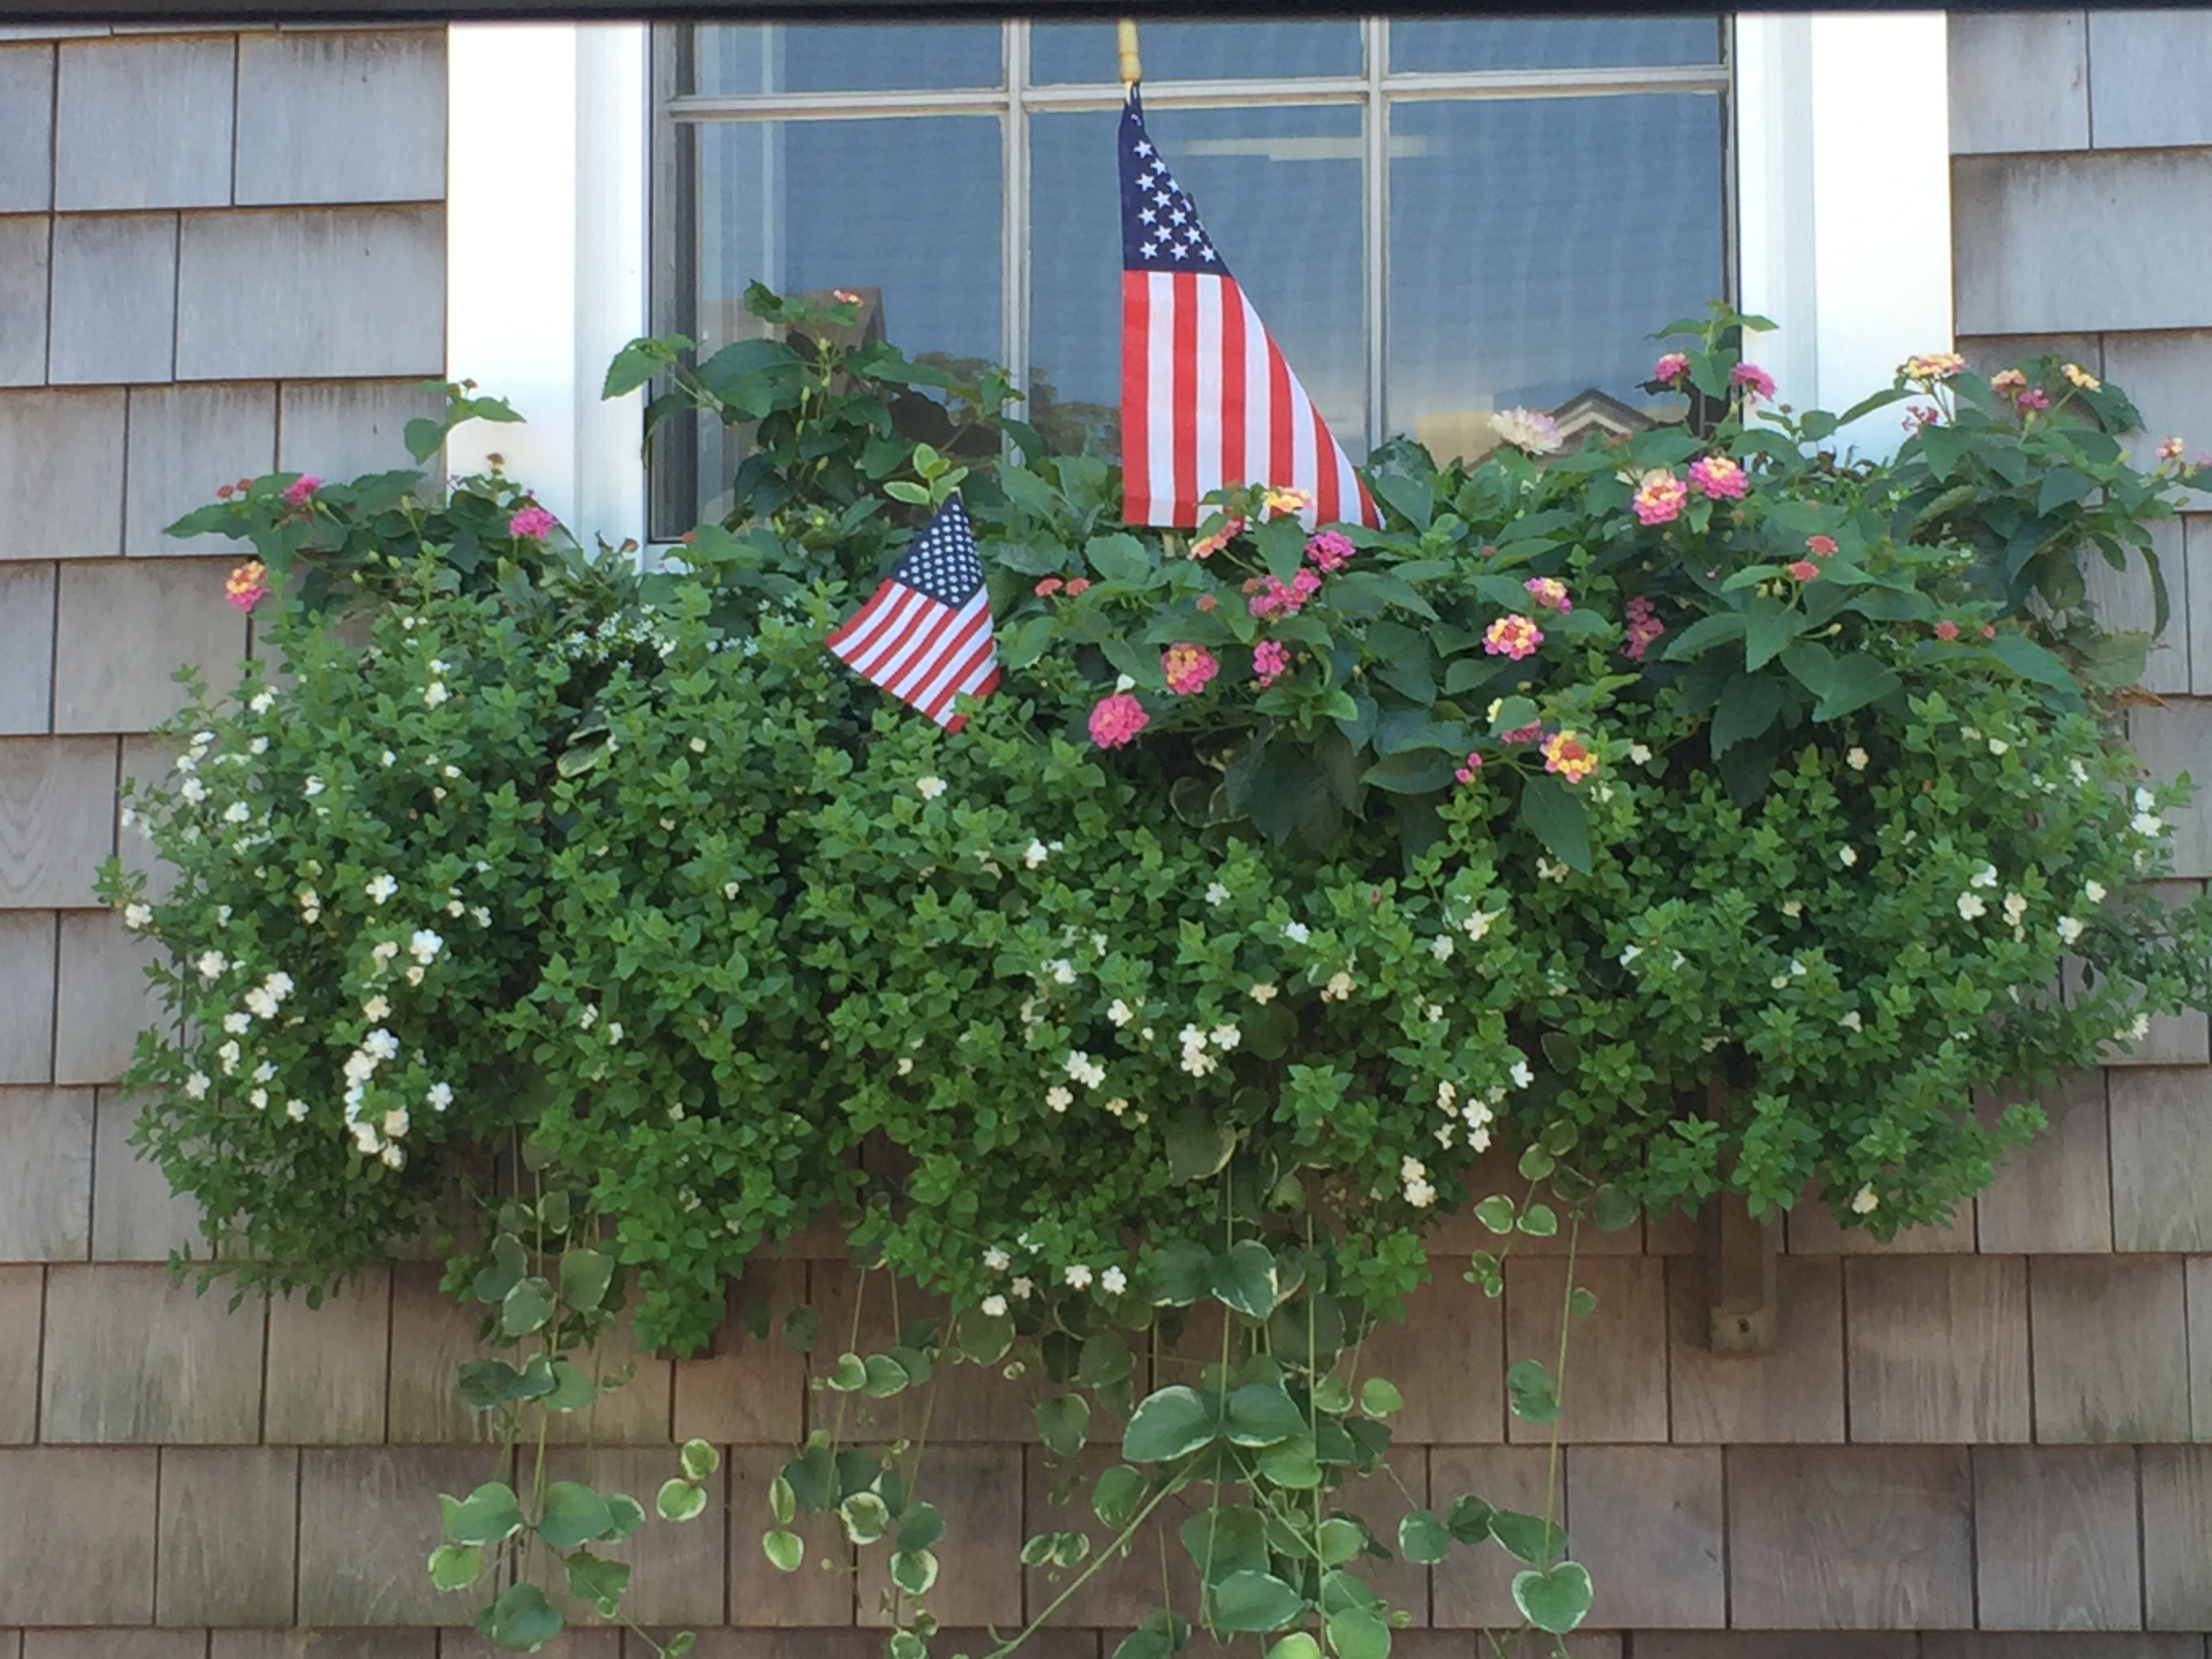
[1538,1214,1580,1554]
[983,1484,1179,1659]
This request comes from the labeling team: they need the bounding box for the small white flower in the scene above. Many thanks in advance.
[183,1072,210,1100]
[380,1143,405,1169]
[1065,1264,1094,1290]
[445,899,464,918]
[1279,919,1309,943]
[285,1099,308,1121]
[1023,840,1050,869]
[382,1107,411,1140]
[253,1060,276,1082]
[1839,846,1858,867]
[1460,909,1500,940]
[370,941,400,970]
[408,928,443,965]
[1107,999,1134,1027]
[1210,1024,1240,1050]
[2003,892,2029,925]
[981,1246,1012,1274]
[1988,737,2009,755]
[470,906,492,926]
[248,688,276,714]
[1104,1097,1128,1117]
[2128,1012,2153,1042]
[1179,1048,1218,1078]
[1045,958,1076,986]
[1618,943,1642,966]
[180,777,208,804]
[1429,935,1454,962]
[195,949,227,983]
[442,764,461,781]
[896,1056,914,1076]
[122,902,152,930]
[216,1039,241,1073]
[2133,810,2166,838]
[1839,1010,1862,1031]
[606,1021,623,1043]
[1205,882,1231,907]
[1846,747,1869,771]
[364,874,397,905]
[426,1082,453,1111]
[303,776,325,798]
[422,682,449,708]
[1628,742,1652,764]
[1101,1266,1128,1295]
[1781,900,1803,919]
[1045,1085,1073,1113]
[363,1028,399,1061]
[2056,915,2085,945]
[1509,1059,1534,1089]
[1113,674,1136,694]
[1322,971,1355,1002]
[2085,880,2108,904]
[221,800,251,825]
[1404,1177,1437,1208]
[380,750,396,767]
[916,775,947,800]
[1970,863,1998,889]
[242,989,278,1019]
[1425,1002,1444,1023]
[1957,892,1988,921]
[1961,727,1982,743]
[1850,1183,1879,1215]
[980,1293,1008,1317]
[1437,1080,1459,1111]
[1536,857,1569,882]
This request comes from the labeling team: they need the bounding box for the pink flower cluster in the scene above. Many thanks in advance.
[1305,530,1353,573]
[1453,751,1483,785]
[224,560,270,613]
[1191,516,1244,559]
[1088,692,1148,749]
[1730,362,1776,402]
[1161,642,1218,695]
[510,505,557,540]
[1483,614,1544,661]
[281,474,321,508]
[1252,640,1290,687]
[1522,576,1571,612]
[1688,455,1746,500]
[1652,352,1690,384]
[1497,720,1544,745]
[1248,568,1322,619]
[1622,595,1665,661]
[1633,470,1688,526]
[1541,731,1599,783]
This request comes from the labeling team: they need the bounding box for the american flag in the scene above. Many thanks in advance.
[1118,86,1378,531]
[823,495,1000,731]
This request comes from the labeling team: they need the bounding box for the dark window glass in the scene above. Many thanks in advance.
[1389,17,1723,74]
[689,23,1001,95]
[1030,21,1361,84]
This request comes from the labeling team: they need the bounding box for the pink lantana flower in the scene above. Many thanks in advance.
[1903,352,1965,382]
[1730,362,1776,401]
[1933,619,1961,642]
[2156,436,2187,462]
[1633,470,1688,526]
[1522,576,1571,612]
[224,560,270,612]
[1498,720,1544,745]
[281,474,321,507]
[1652,352,1691,383]
[509,505,557,540]
[1787,559,1820,582]
[1088,693,1149,749]
[1483,614,1544,661]
[1305,530,1354,573]
[1190,516,1244,559]
[1990,369,2028,398]
[1805,534,1838,556]
[1541,731,1598,783]
[2015,388,2051,413]
[1688,455,1747,500]
[1161,642,1219,695]
[1622,595,1665,661]
[1454,751,1483,785]
[1261,487,1310,517]
[1252,640,1290,687]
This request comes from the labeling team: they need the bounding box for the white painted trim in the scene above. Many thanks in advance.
[447,22,649,552]
[1736,12,1953,456]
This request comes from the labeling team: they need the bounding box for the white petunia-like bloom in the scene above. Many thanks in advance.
[1045,1085,1073,1113]
[1009,1276,1034,1300]
[222,801,251,825]
[606,1021,623,1043]
[895,1057,914,1076]
[408,929,443,965]
[299,890,321,925]
[1536,858,1569,882]
[1179,1047,1218,1078]
[1044,958,1076,986]
[1429,935,1454,962]
[426,1082,453,1111]
[1107,999,1135,1027]
[1101,1266,1128,1295]
[382,1108,411,1140]
[980,1293,1008,1317]
[1437,1080,1458,1111]
[1970,863,1999,889]
[1628,742,1652,765]
[195,949,227,983]
[370,941,399,968]
[1618,943,1642,966]
[243,989,278,1020]
[248,688,276,714]
[1988,737,2009,755]
[253,1061,276,1083]
[285,1099,308,1121]
[2056,916,2085,945]
[1839,846,1858,867]
[422,682,449,708]
[1460,908,1501,940]
[1065,1264,1094,1290]
[471,906,492,926]
[1425,1003,1444,1023]
[1113,673,1136,693]
[1104,1097,1128,1117]
[1957,892,1988,921]
[2133,809,2167,838]
[1279,919,1309,943]
[364,873,398,905]
[303,776,325,798]
[1023,840,1050,869]
[184,1072,210,1100]
[2085,880,2108,904]
[1488,406,1565,455]
[1846,747,1869,771]
[216,1040,241,1073]
[1840,1010,1862,1031]
[2002,892,2029,926]
[380,1144,405,1169]
[362,1028,400,1061]
[380,750,396,767]
[1204,1025,1236,1051]
[1248,983,1277,1004]
[362,995,390,1021]
[1509,1059,1534,1089]
[983,1246,1011,1272]
[1065,1051,1107,1088]
[180,777,208,804]
[123,902,152,930]
[1850,1183,1879,1214]
[1322,971,1355,1002]
[916,775,946,800]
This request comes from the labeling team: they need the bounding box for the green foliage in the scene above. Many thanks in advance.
[107,295,2212,1659]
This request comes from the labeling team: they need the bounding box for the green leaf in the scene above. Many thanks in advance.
[884,480,933,506]
[838,1490,890,1544]
[537,1480,614,1549]
[1517,1202,1559,1239]
[1210,1240,1281,1318]
[657,1477,708,1523]
[1254,1439,1323,1489]
[1512,1561,1595,1635]
[781,1307,822,1352]
[890,1547,940,1596]
[1316,1515,1366,1565]
[1324,1604,1391,1659]
[1812,653,1904,722]
[1397,1509,1452,1564]
[1209,1570,1306,1632]
[484,1582,563,1652]
[1267,1634,1322,1659]
[1122,1385,1220,1462]
[543,1358,596,1412]
[441,1482,526,1548]
[1359,1377,1403,1416]
[1156,1240,1214,1307]
[1164,1111,1237,1184]
[1742,594,1800,672]
[1444,1494,1494,1544]
[1506,1359,1558,1424]
[1518,773,1590,873]
[1473,1194,1516,1234]
[896,1501,945,1553]
[825,1352,869,1392]
[863,1353,912,1397]
[1592,1186,1640,1232]
[1662,611,1748,661]
[500,1276,556,1337]
[680,1439,720,1481]
[427,1542,483,1591]
[565,1549,631,1617]
[600,335,682,398]
[1035,1395,1092,1458]
[1986,630,2078,696]
[1361,751,1459,795]
[602,1494,644,1541]
[472,1234,528,1304]
[1093,1465,1145,1529]
[558,1248,614,1313]
[762,1528,805,1572]
[1222,1382,1307,1448]
[1078,1332,1136,1388]
[885,1631,928,1659]
[1488,1509,1568,1565]
[457,1359,520,1411]
[1568,1287,1599,1317]
[1710,672,1783,756]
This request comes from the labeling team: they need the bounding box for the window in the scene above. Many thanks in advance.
[649,18,1729,533]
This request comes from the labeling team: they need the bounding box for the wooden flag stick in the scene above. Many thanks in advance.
[1117,17,1141,85]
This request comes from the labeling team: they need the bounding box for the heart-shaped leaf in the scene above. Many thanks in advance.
[762,1528,804,1572]
[1511,1560,1595,1635]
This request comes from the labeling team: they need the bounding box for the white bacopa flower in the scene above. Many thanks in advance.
[363,1028,400,1061]
[1957,892,1988,921]
[1846,747,1869,771]
[302,777,325,799]
[1065,1264,1094,1290]
[471,906,492,926]
[1400,1155,1427,1180]
[247,688,276,714]
[1961,727,1982,743]
[1279,918,1308,943]
[444,899,464,918]
[370,941,399,968]
[2002,892,2028,924]
[1437,1080,1458,1111]
[195,949,226,983]
[2127,1012,2152,1042]
[1008,1276,1033,1300]
[895,1056,914,1076]
[1178,1048,1218,1078]
[2056,916,2085,945]
[915,775,946,800]
[285,1099,308,1121]
[1113,674,1136,694]
[1204,882,1231,907]
[1210,1024,1240,1050]
[1970,863,1998,890]
[1840,1010,1862,1031]
[1618,943,1642,966]
[1101,1266,1128,1295]
[1536,858,1568,882]
[1246,985,1279,1006]
[1461,908,1501,940]
[380,1143,405,1169]
[242,990,278,1020]
[408,929,443,964]
[2085,880,2108,904]
[606,1021,623,1043]
[1045,958,1076,986]
[122,902,151,930]
[422,682,449,708]
[1322,971,1355,1002]
[183,1072,210,1100]
[1988,737,2009,755]
[2133,809,2166,838]
[350,1121,381,1153]
[1628,742,1652,765]
[1107,998,1134,1027]
[980,1293,1008,1317]
[1429,935,1454,962]
[983,1246,1012,1273]
[382,1107,411,1140]
[180,777,208,804]
[426,1082,453,1111]
[1509,1059,1534,1089]
[1404,1176,1437,1208]
[220,801,250,825]
[1850,1183,1880,1215]
[364,874,397,905]
[1045,1085,1073,1113]
[253,1061,276,1083]
[379,750,396,767]
[1781,900,1803,919]
[1425,1003,1443,1023]
[216,1040,241,1073]
[1023,840,1050,869]
[342,1051,377,1084]
[1103,1097,1128,1117]
[1839,846,1858,868]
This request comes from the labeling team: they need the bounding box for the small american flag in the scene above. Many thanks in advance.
[824,495,1000,731]
[1119,86,1378,531]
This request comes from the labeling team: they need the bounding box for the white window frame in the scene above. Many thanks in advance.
[447,12,1949,549]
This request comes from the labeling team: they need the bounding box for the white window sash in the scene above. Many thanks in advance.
[447,14,1951,544]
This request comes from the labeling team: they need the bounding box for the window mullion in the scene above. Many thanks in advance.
[1364,16,1389,455]
[1006,19,1030,419]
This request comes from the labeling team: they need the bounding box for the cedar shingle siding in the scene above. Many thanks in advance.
[4,14,2212,1652]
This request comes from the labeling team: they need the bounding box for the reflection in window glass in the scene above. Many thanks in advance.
[1389,17,1722,73]
[1030,103,1366,459]
[1029,20,1361,84]
[689,23,1000,95]
[685,117,1002,520]
[1386,94,1723,463]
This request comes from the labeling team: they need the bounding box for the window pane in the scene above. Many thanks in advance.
[682,116,1002,521]
[1389,17,1721,73]
[689,23,1002,95]
[1030,21,1360,85]
[1029,103,1366,459]
[1385,94,1723,462]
